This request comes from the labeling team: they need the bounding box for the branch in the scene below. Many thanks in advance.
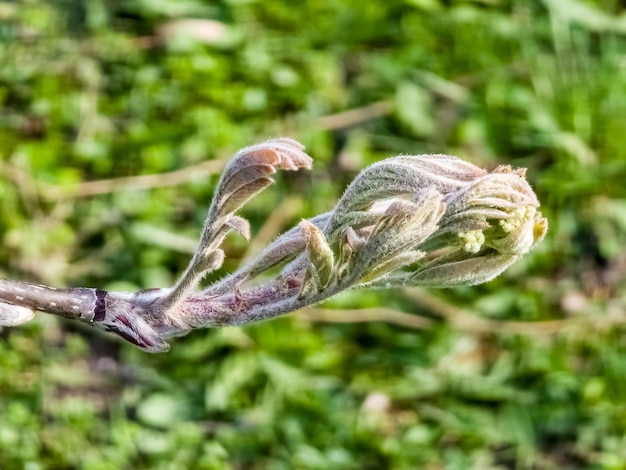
[0,138,548,352]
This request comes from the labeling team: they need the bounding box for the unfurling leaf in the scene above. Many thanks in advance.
[210,139,312,220]
[410,252,519,287]
[156,138,313,315]
[300,220,335,292]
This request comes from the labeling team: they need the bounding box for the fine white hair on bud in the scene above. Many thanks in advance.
[0,139,548,352]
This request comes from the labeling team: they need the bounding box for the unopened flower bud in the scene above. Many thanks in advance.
[330,155,547,289]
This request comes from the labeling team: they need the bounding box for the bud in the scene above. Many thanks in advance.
[327,155,547,289]
[410,165,548,287]
[300,219,335,293]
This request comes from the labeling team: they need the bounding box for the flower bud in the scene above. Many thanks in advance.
[0,302,35,326]
[330,155,548,289]
[408,164,547,287]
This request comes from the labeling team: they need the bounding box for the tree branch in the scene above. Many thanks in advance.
[0,138,548,352]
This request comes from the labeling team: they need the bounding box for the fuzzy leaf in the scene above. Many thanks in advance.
[410,252,519,287]
[226,215,251,241]
[300,220,335,290]
[357,250,426,286]
[217,177,275,216]
[348,190,445,282]
[247,236,307,277]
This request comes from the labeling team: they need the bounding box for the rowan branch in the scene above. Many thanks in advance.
[0,138,548,352]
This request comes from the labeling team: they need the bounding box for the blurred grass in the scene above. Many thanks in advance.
[2,0,626,468]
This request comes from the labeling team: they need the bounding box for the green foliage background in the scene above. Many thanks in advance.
[2,0,626,468]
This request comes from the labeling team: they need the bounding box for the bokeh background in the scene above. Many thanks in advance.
[2,0,626,468]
